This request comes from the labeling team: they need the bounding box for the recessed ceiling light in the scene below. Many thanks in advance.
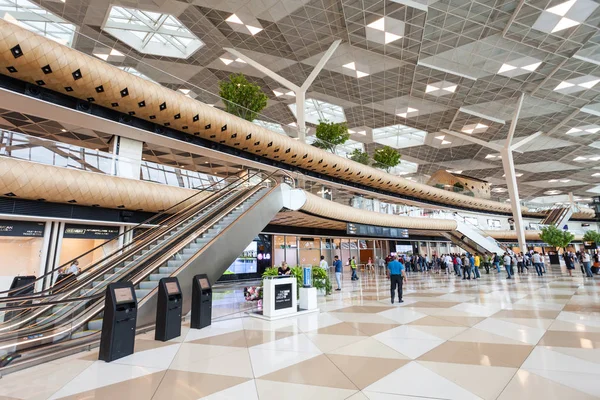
[548,0,577,16]
[548,179,558,182]
[367,17,386,31]
[109,49,123,56]
[555,81,575,90]
[435,135,445,140]
[425,85,438,93]
[61,129,67,132]
[205,161,209,164]
[522,62,542,71]
[93,53,109,60]
[285,91,295,97]
[273,90,283,97]
[498,64,517,74]
[220,58,234,65]
[559,179,571,183]
[179,89,190,94]
[574,156,587,161]
[234,58,246,63]
[246,25,262,35]
[551,17,579,33]
[475,123,488,129]
[226,14,243,24]
[407,107,418,113]
[441,140,451,145]
[384,32,402,43]
[445,85,457,93]
[592,173,600,177]
[356,70,370,78]
[343,62,356,70]
[545,190,562,195]
[579,79,600,89]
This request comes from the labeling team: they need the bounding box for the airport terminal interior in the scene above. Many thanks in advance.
[0,0,600,398]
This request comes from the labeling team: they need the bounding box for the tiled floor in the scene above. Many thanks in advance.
[1,269,599,400]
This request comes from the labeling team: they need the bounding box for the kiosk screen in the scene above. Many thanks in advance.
[165,282,180,295]
[114,288,134,304]
[198,278,210,289]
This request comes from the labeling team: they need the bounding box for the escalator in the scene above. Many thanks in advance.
[0,170,296,373]
[441,219,505,256]
[540,205,573,228]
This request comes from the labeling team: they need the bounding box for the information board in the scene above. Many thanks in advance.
[347,223,409,239]
[114,287,134,304]
[0,221,45,237]
[64,224,119,239]
[274,283,293,310]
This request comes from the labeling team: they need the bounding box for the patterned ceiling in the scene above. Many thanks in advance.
[6,0,600,203]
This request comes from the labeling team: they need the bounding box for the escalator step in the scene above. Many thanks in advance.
[87,319,103,331]
[149,274,170,281]
[139,281,159,290]
[135,289,150,298]
[71,330,97,339]
[168,260,184,268]
[159,266,178,274]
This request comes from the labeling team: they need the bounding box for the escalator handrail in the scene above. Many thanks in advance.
[0,171,266,302]
[0,174,240,298]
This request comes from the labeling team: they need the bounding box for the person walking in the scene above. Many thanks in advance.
[493,253,500,273]
[532,251,544,276]
[517,253,524,274]
[387,255,407,304]
[582,251,594,278]
[472,253,480,279]
[333,256,343,290]
[67,260,80,275]
[350,256,359,280]
[319,255,328,270]
[462,254,471,280]
[444,254,453,275]
[376,256,386,275]
[503,253,513,279]
[564,251,575,277]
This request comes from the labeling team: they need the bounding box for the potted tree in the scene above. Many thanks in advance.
[219,73,268,121]
[311,120,350,153]
[373,146,401,172]
[349,148,370,165]
[540,225,575,274]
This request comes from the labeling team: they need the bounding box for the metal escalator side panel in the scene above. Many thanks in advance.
[135,184,285,328]
[455,222,504,255]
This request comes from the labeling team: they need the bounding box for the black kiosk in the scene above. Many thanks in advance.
[99,282,137,362]
[155,277,183,341]
[191,274,212,329]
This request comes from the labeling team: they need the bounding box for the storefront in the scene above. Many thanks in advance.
[0,220,46,291]
[219,234,272,281]
[58,224,121,269]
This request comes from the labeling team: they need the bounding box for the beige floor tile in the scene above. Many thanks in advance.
[434,315,486,327]
[332,305,394,314]
[491,310,560,319]
[258,354,357,390]
[254,379,357,400]
[494,317,554,329]
[152,370,249,400]
[451,328,534,346]
[418,341,533,367]
[328,312,401,324]
[411,325,468,340]
[408,315,464,327]
[54,371,165,400]
[497,369,597,400]
[327,337,409,359]
[546,346,600,364]
[538,330,600,348]
[346,322,400,336]
[187,329,248,347]
[548,319,600,333]
[304,333,367,353]
[419,361,517,400]
[563,304,600,313]
[327,354,409,389]
[405,301,461,308]
[244,329,295,347]
[314,322,366,336]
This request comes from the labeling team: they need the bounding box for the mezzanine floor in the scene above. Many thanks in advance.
[0,269,599,400]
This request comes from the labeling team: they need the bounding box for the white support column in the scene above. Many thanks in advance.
[111,136,143,179]
[225,40,341,143]
[503,93,527,255]
[296,90,306,142]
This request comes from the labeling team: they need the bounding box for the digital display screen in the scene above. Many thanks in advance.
[198,278,210,289]
[114,287,134,304]
[274,283,293,310]
[165,282,180,295]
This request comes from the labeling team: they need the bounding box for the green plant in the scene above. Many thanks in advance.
[453,182,464,190]
[373,146,401,172]
[434,183,445,189]
[540,225,575,250]
[349,149,370,165]
[312,267,332,295]
[583,230,600,243]
[312,120,350,153]
[219,73,268,121]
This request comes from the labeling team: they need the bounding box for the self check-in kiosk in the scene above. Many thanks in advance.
[99,282,137,362]
[155,277,183,341]
[191,274,212,329]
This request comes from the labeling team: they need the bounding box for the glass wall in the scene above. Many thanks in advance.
[0,220,46,291]
[59,224,120,269]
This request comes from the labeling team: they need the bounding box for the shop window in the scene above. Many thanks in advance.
[487,219,502,230]
[59,224,120,270]
[0,221,45,291]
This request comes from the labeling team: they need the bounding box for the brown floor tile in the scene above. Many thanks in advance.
[333,306,394,314]
[404,292,443,297]
[538,330,600,348]
[409,316,465,327]
[244,329,295,347]
[259,354,358,390]
[491,310,560,319]
[346,322,400,336]
[327,354,409,389]
[418,341,533,367]
[563,304,600,313]
[406,301,462,308]
[56,371,166,400]
[435,316,486,327]
[187,330,247,347]
[152,370,249,400]
[315,322,367,336]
